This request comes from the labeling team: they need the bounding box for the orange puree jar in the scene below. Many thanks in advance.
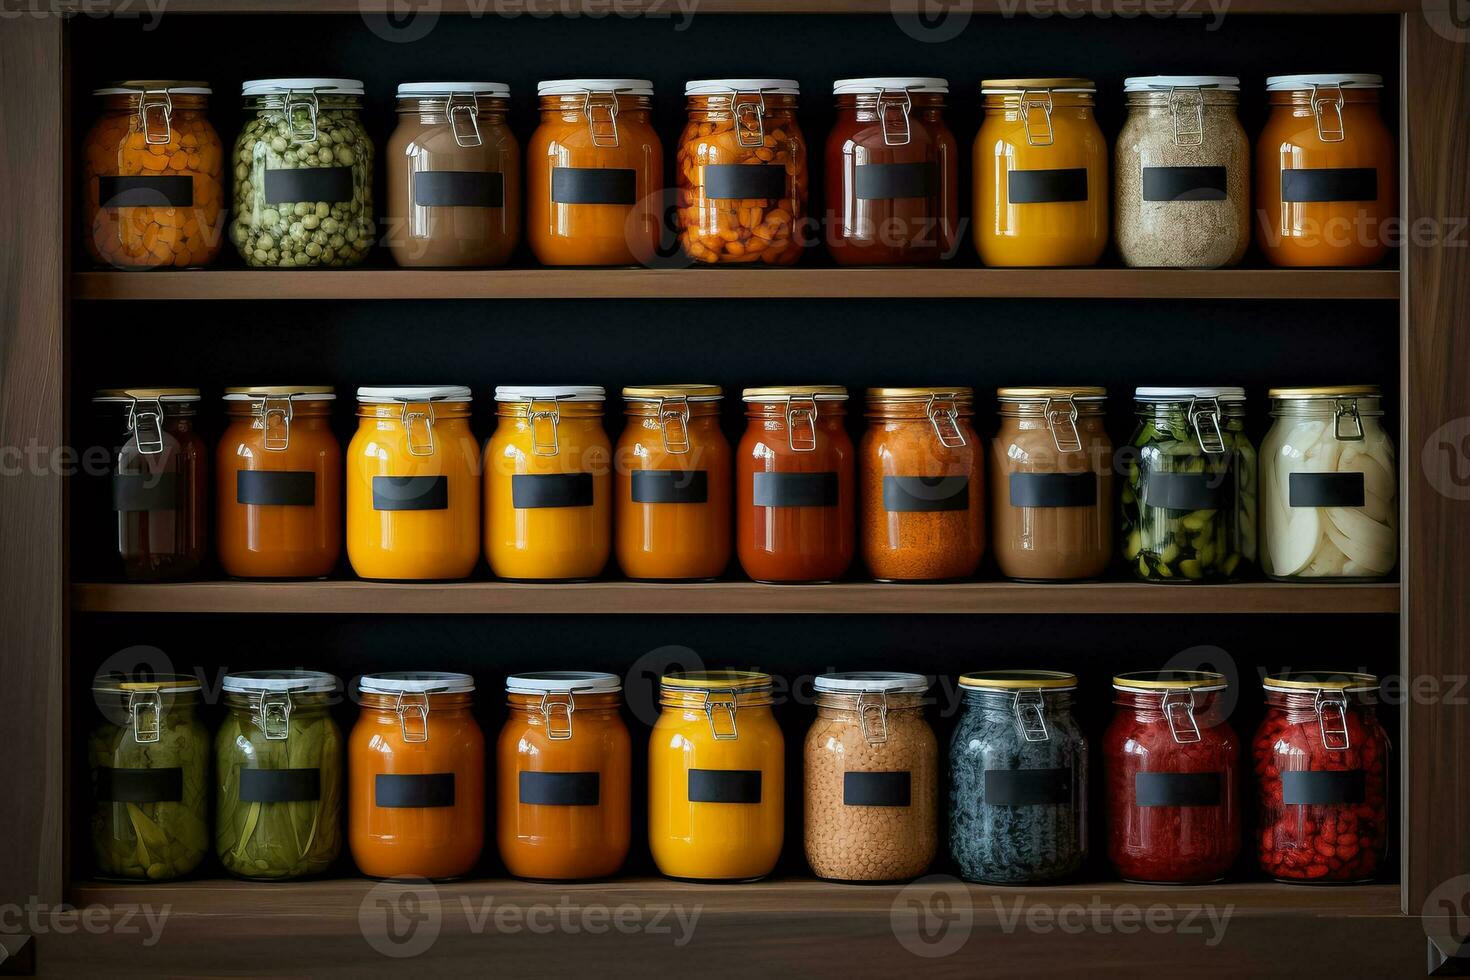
[349,672,484,880]
[615,385,731,581]
[497,672,630,881]
[217,387,341,579]
[485,386,611,581]
[528,80,662,266]
[1256,74,1394,267]
[347,386,480,581]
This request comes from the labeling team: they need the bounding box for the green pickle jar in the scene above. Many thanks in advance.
[216,670,343,880]
[90,674,210,881]
[1121,387,1257,582]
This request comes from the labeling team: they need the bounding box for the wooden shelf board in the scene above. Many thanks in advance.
[63,0,1423,14]
[71,580,1401,615]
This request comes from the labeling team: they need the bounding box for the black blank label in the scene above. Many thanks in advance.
[1283,770,1366,805]
[519,771,600,806]
[1280,168,1378,203]
[703,164,786,201]
[375,773,455,808]
[413,170,505,208]
[1143,472,1221,510]
[239,768,321,803]
[264,166,353,204]
[552,167,636,205]
[112,473,178,512]
[843,771,911,807]
[883,476,969,513]
[512,473,594,509]
[96,767,183,803]
[1135,772,1221,807]
[237,470,315,506]
[1009,472,1097,508]
[1142,166,1228,202]
[855,163,935,200]
[1289,472,1366,508]
[1008,168,1089,204]
[631,470,708,504]
[99,175,194,208]
[688,768,761,804]
[753,472,839,508]
[372,475,448,511]
[984,768,1072,806]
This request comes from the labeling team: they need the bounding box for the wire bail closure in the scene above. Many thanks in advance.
[785,395,819,453]
[1314,689,1352,751]
[1189,397,1226,455]
[1333,398,1365,441]
[1013,689,1051,742]
[856,691,891,744]
[581,89,621,148]
[261,394,295,452]
[284,88,322,143]
[398,396,440,457]
[255,690,294,741]
[538,692,576,741]
[1020,88,1055,147]
[447,92,483,148]
[926,393,966,448]
[139,88,174,145]
[394,690,433,743]
[878,88,913,147]
[1167,86,1205,147]
[696,689,740,740]
[1310,83,1346,143]
[526,396,563,457]
[1044,396,1083,454]
[127,397,167,456]
[127,689,163,744]
[730,89,769,148]
[1162,690,1202,744]
[657,396,692,455]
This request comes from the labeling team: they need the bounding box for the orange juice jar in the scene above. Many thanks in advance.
[497,672,631,881]
[615,385,732,581]
[349,672,484,880]
[484,386,611,581]
[1256,74,1394,267]
[347,386,480,581]
[528,80,662,266]
[217,386,341,579]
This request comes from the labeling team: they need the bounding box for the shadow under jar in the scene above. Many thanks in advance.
[678,79,807,265]
[93,387,208,582]
[737,386,854,583]
[989,386,1112,581]
[386,82,520,268]
[949,671,1087,885]
[825,78,958,265]
[862,387,984,581]
[1105,671,1240,884]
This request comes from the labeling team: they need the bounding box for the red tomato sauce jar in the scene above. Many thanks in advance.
[1254,672,1389,883]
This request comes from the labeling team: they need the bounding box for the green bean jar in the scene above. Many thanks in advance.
[90,675,210,881]
[231,78,374,268]
[216,670,343,880]
[1121,387,1257,582]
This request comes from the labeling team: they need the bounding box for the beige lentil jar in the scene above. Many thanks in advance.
[803,672,937,881]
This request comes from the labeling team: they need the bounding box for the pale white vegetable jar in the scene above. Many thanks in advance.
[1260,386,1397,580]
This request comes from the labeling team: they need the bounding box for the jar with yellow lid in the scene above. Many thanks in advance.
[485,385,611,581]
[974,78,1108,267]
[346,386,480,581]
[615,385,731,581]
[649,671,783,881]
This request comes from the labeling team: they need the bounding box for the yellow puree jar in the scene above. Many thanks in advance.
[347,385,481,580]
[484,385,611,581]
[649,671,783,881]
[974,78,1109,267]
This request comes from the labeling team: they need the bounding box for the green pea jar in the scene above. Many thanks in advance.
[231,78,375,268]
[216,670,343,880]
[89,674,211,881]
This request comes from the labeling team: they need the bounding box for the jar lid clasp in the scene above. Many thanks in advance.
[1043,396,1082,454]
[1314,690,1352,751]
[1020,88,1055,147]
[1162,690,1202,744]
[447,92,483,148]
[657,396,692,455]
[1310,83,1346,143]
[1167,86,1205,147]
[538,692,575,741]
[138,88,174,146]
[127,397,166,456]
[878,88,913,147]
[926,393,967,448]
[1014,689,1051,742]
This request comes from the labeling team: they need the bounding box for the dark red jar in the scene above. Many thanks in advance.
[825,78,959,265]
[1254,672,1389,883]
[1104,671,1240,883]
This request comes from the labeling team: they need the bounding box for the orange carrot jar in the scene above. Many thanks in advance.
[737,387,854,583]
[1256,74,1394,267]
[497,672,630,881]
[615,385,732,581]
[217,387,341,579]
[82,82,224,269]
[349,672,484,880]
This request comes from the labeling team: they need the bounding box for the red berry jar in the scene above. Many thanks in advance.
[1105,671,1241,883]
[1254,672,1389,883]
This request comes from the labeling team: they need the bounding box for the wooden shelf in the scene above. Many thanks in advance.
[71,267,1402,302]
[66,0,1423,14]
[71,580,1400,615]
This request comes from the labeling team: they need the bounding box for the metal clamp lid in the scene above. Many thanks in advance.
[1310,82,1346,143]
[1020,88,1055,147]
[1162,690,1202,744]
[926,392,967,448]
[1013,689,1051,742]
[1167,86,1205,147]
[1044,395,1082,454]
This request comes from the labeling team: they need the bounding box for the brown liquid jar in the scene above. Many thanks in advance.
[386,83,520,268]
[989,387,1113,581]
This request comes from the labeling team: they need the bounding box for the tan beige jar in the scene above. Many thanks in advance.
[804,672,937,882]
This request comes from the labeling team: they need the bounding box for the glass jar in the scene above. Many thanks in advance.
[89,675,209,881]
[217,387,341,579]
[990,387,1113,581]
[949,671,1087,884]
[497,672,631,881]
[677,79,807,265]
[347,386,480,581]
[93,388,208,582]
[1255,672,1389,883]
[528,79,662,266]
[485,385,611,581]
[1256,74,1395,267]
[1114,76,1249,269]
[216,670,343,880]
[82,82,225,269]
[861,387,984,581]
[386,82,520,268]
[231,78,374,269]
[615,385,732,581]
[1261,386,1397,580]
[349,672,484,879]
[804,672,937,882]
[974,78,1108,267]
[737,386,855,583]
[1105,671,1240,884]
[825,78,959,265]
[1122,386,1257,582]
